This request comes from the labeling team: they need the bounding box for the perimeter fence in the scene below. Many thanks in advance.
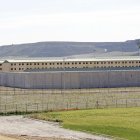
[0,87,140,114]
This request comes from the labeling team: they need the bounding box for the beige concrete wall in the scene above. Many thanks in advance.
[1,62,10,72]
[1,70,140,89]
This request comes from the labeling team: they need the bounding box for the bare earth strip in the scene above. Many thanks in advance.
[0,116,110,140]
[0,135,19,140]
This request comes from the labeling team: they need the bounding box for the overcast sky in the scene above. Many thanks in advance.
[0,0,140,45]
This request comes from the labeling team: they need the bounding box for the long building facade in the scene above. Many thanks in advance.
[0,57,140,89]
[1,56,140,72]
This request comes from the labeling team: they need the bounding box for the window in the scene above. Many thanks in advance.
[11,68,13,70]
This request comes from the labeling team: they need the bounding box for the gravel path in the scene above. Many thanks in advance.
[0,116,110,140]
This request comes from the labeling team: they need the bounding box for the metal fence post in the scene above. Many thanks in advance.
[96,100,99,109]
[116,99,118,108]
[5,104,7,114]
[126,99,128,108]
[26,104,28,113]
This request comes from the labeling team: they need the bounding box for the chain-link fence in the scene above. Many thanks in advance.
[0,87,140,114]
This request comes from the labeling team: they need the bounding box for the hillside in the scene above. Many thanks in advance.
[0,39,140,58]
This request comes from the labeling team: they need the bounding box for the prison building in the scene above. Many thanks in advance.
[1,56,140,72]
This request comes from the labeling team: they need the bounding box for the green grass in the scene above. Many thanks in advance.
[29,107,140,140]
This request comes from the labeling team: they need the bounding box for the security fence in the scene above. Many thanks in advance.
[0,87,140,114]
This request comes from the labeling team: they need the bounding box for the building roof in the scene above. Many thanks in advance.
[1,56,140,63]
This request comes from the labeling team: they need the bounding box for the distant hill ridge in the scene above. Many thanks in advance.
[0,39,140,58]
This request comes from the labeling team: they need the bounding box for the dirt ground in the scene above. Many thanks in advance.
[0,134,72,140]
[0,135,19,140]
[0,116,110,140]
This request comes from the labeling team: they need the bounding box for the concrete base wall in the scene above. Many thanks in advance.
[0,70,140,89]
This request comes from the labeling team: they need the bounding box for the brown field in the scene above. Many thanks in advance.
[0,135,19,140]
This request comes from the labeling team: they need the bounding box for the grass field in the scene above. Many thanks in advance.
[29,107,140,140]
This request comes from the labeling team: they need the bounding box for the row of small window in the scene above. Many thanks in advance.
[100,61,140,64]
[10,62,93,66]
[11,67,79,71]
[10,61,140,66]
[11,68,24,70]
[11,65,140,71]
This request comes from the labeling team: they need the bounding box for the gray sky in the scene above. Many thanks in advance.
[0,0,140,45]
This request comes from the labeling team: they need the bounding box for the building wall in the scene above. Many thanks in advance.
[1,59,140,72]
[0,70,140,89]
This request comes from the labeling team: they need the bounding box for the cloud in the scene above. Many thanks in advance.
[0,4,140,44]
[1,8,140,29]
